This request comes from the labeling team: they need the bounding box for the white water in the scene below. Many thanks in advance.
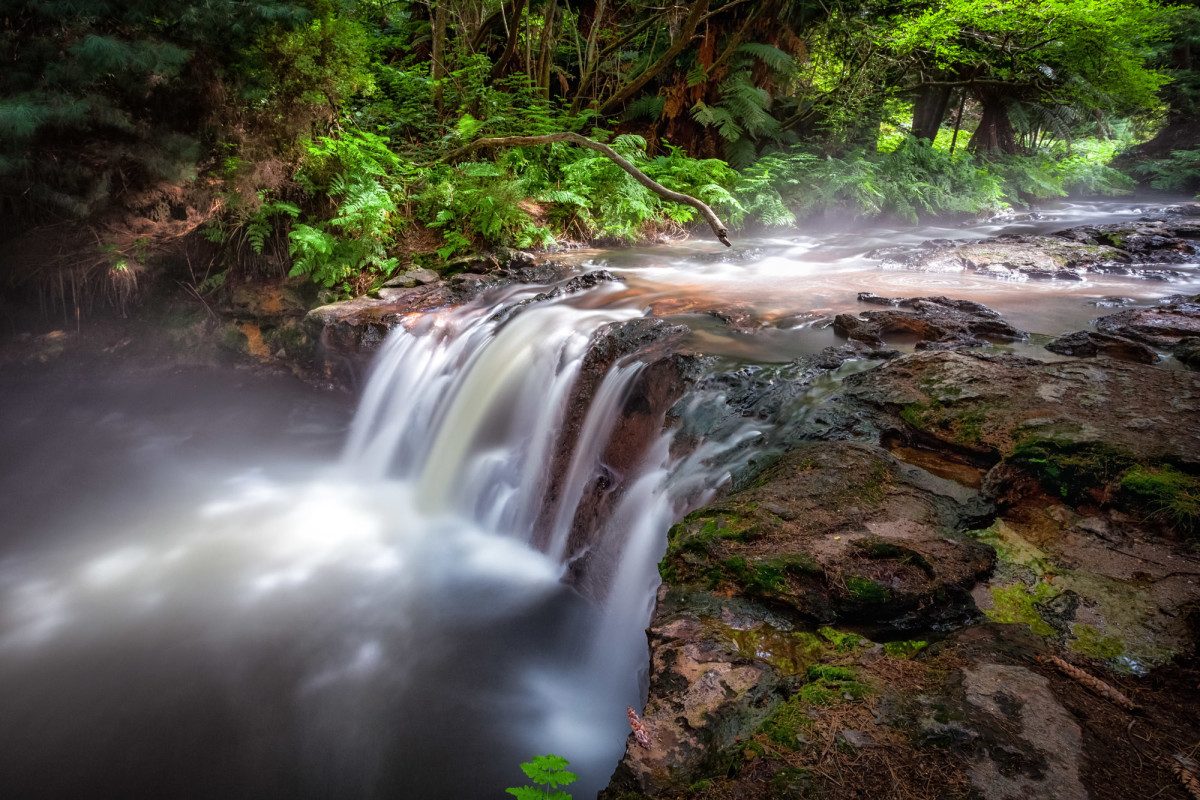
[0,282,744,799]
[1,199,1197,798]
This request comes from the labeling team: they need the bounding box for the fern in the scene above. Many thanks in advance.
[736,42,796,73]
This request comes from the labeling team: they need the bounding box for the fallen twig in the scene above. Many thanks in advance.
[1043,655,1141,713]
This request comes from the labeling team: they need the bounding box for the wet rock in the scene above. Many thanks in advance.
[1094,293,1200,349]
[873,212,1199,280]
[487,270,624,325]
[841,349,1200,471]
[1044,331,1159,364]
[303,262,585,385]
[659,441,996,626]
[227,278,314,319]
[833,296,1026,350]
[1091,296,1138,308]
[380,267,438,288]
[1175,337,1200,369]
[873,235,1126,279]
[601,609,792,797]
[668,343,897,487]
[539,317,698,566]
[963,663,1086,800]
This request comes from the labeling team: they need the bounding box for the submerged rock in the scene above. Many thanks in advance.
[303,262,606,384]
[834,295,1026,350]
[1044,330,1159,364]
[871,208,1200,281]
[1093,293,1200,349]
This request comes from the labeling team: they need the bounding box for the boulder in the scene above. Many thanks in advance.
[1094,293,1200,349]
[840,349,1200,469]
[1044,330,1159,364]
[659,441,995,626]
[833,295,1026,350]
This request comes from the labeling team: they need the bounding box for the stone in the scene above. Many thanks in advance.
[963,664,1086,800]
[833,295,1026,350]
[380,267,438,288]
[659,441,996,625]
[1176,337,1200,369]
[1044,330,1159,364]
[1094,293,1200,348]
[839,349,1200,469]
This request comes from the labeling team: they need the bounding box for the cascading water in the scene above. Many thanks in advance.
[0,281,737,799]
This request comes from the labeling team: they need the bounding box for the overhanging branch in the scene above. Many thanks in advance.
[440,132,732,246]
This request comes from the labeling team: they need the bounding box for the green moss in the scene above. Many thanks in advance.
[900,400,935,428]
[817,626,866,651]
[759,695,813,750]
[724,628,827,677]
[806,664,857,681]
[1070,624,1126,660]
[985,581,1058,635]
[218,323,249,353]
[882,640,928,659]
[687,779,712,793]
[798,681,840,706]
[1009,436,1134,504]
[845,576,892,604]
[1120,464,1200,533]
[953,407,988,445]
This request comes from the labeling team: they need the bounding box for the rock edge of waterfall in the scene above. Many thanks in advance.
[283,207,1200,800]
[602,338,1200,799]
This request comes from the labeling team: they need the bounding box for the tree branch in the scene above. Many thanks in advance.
[441,133,732,246]
[597,0,711,116]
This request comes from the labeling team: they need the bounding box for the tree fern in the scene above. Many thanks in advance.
[736,42,796,73]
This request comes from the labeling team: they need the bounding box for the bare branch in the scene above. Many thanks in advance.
[441,133,732,246]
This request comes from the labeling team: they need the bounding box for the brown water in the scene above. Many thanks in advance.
[565,199,1200,364]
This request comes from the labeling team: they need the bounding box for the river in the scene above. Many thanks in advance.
[0,200,1196,798]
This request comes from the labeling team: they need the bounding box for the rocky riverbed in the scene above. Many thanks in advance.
[274,204,1200,800]
[11,203,1199,799]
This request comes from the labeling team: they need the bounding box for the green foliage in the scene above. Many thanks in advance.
[289,129,409,288]
[1136,148,1200,193]
[1120,464,1200,533]
[507,754,577,800]
[0,0,308,226]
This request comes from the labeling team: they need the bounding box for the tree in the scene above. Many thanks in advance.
[881,0,1175,153]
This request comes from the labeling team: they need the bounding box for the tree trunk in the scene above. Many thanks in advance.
[570,0,607,112]
[431,2,448,113]
[490,0,529,81]
[967,92,1017,155]
[536,0,558,99]
[911,84,952,141]
[440,132,732,246]
[597,0,710,116]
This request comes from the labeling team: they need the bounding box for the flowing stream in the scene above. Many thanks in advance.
[0,200,1197,799]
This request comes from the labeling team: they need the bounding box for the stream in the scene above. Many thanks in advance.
[1,200,1197,799]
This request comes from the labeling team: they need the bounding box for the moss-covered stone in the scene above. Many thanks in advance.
[883,639,929,659]
[1120,464,1200,534]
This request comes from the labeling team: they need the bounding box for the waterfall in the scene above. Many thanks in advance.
[0,276,733,799]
